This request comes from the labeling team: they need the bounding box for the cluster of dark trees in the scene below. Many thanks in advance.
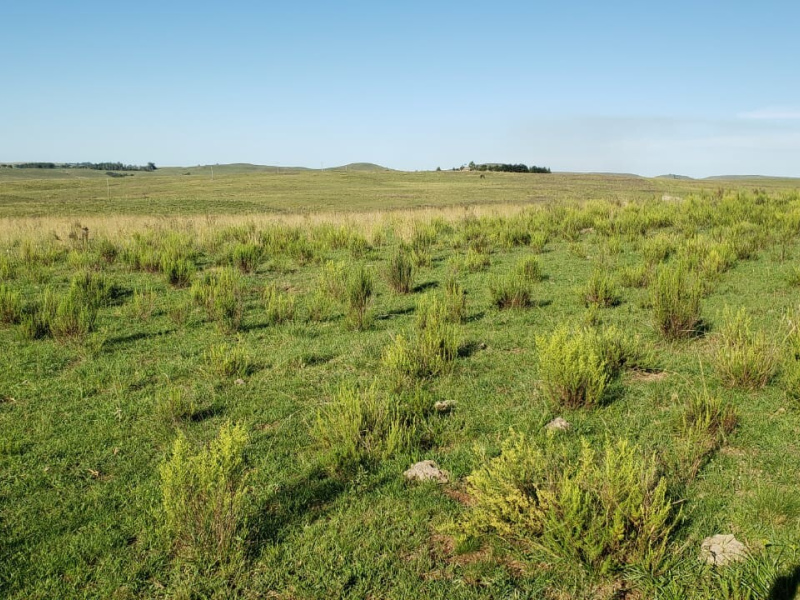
[467,161,551,173]
[6,162,157,171]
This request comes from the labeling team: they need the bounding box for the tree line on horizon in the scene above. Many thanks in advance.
[1,162,157,172]
[439,161,551,173]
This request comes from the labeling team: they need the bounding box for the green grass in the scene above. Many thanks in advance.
[1,174,800,598]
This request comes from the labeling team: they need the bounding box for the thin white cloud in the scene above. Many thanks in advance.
[738,107,800,120]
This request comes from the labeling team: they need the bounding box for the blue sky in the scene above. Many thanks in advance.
[2,1,799,176]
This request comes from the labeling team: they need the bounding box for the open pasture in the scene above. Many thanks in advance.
[2,170,800,598]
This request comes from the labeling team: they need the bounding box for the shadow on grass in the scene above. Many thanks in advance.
[376,306,415,321]
[769,565,800,600]
[412,281,438,293]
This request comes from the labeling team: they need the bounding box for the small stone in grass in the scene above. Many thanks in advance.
[404,460,449,483]
[700,534,747,566]
[545,417,571,431]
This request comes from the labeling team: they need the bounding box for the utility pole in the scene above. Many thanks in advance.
[211,165,214,181]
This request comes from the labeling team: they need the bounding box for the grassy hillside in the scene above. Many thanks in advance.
[1,175,800,598]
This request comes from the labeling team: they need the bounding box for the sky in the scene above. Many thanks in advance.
[2,1,799,177]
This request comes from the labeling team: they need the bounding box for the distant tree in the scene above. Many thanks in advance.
[436,166,441,172]
[146,162,157,171]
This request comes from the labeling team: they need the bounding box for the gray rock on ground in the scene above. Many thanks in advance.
[545,417,571,431]
[700,534,747,566]
[434,400,455,413]
[404,460,449,483]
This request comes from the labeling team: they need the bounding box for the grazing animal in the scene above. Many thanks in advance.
[479,174,485,179]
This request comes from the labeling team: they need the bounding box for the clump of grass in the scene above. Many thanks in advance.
[161,255,196,287]
[641,234,675,265]
[385,249,414,294]
[460,432,676,575]
[204,342,251,378]
[345,264,374,330]
[617,263,650,288]
[782,306,800,399]
[581,270,620,307]
[463,247,490,272]
[0,253,17,280]
[536,325,609,408]
[530,231,549,253]
[593,325,657,376]
[69,270,114,308]
[0,285,23,324]
[229,242,263,273]
[191,268,244,332]
[320,260,348,302]
[650,262,702,339]
[95,238,118,264]
[489,273,533,309]
[713,306,778,389]
[50,288,99,340]
[155,386,203,426]
[675,386,737,479]
[786,265,800,287]
[263,284,296,325]
[306,288,333,323]
[160,422,250,572]
[442,274,467,324]
[383,295,459,380]
[18,289,57,341]
[312,385,416,471]
[129,286,157,321]
[516,256,544,282]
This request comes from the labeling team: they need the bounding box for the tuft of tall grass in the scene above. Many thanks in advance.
[489,272,533,309]
[263,284,296,325]
[204,341,251,378]
[191,268,245,332]
[344,264,374,330]
[650,262,702,339]
[581,270,620,308]
[713,307,778,389]
[0,285,23,324]
[385,249,414,294]
[675,387,737,479]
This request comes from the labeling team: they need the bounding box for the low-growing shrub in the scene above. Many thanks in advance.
[489,273,533,309]
[129,286,157,321]
[385,249,414,294]
[384,295,459,380]
[460,433,676,575]
[593,325,657,376]
[713,307,778,389]
[530,231,549,253]
[676,388,737,478]
[70,270,114,308]
[50,289,98,340]
[312,385,416,470]
[0,285,23,324]
[320,260,347,302]
[617,263,650,288]
[463,247,490,272]
[162,256,195,287]
[230,242,263,273]
[191,268,244,332]
[536,325,608,408]
[516,256,544,282]
[345,264,374,330]
[306,288,333,323]
[581,270,620,308]
[95,238,118,264]
[0,253,17,280]
[204,342,251,378]
[263,284,296,325]
[160,422,250,570]
[443,275,467,324]
[155,386,202,426]
[650,263,702,339]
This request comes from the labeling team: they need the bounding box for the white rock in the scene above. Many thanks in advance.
[403,460,449,483]
[234,378,245,386]
[434,400,455,413]
[545,417,571,431]
[700,534,747,566]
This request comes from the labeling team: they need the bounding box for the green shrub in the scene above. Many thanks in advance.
[320,260,348,302]
[385,249,414,293]
[18,289,57,340]
[516,256,544,282]
[0,253,17,280]
[129,286,157,321]
[263,284,296,325]
[676,388,737,479]
[530,231,549,253]
[463,247,490,272]
[204,342,251,378]
[442,275,467,324]
[536,325,608,408]
[410,247,432,268]
[191,268,244,332]
[641,234,675,265]
[312,385,415,470]
[160,422,250,569]
[69,270,113,308]
[95,238,118,264]
[347,234,370,258]
[593,325,657,376]
[618,263,650,288]
[581,270,620,307]
[650,263,702,339]
[489,273,533,309]
[345,264,374,330]
[155,386,202,426]
[306,288,333,323]
[713,307,778,389]
[162,256,195,287]
[786,265,800,288]
[460,433,676,575]
[0,285,23,324]
[384,295,459,380]
[230,242,263,273]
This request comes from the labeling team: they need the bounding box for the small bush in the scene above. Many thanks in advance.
[581,270,620,307]
[230,242,263,273]
[191,268,244,332]
[650,263,702,339]
[641,234,675,265]
[129,286,157,321]
[306,288,333,323]
[70,270,114,308]
[618,263,649,288]
[160,422,250,569]
[345,264,374,330]
[530,231,549,253]
[786,265,800,288]
[384,296,459,380]
[593,325,657,376]
[0,285,23,324]
[463,247,490,272]
[204,342,251,378]
[320,260,348,302]
[155,386,202,426]
[162,256,195,287]
[18,289,57,340]
[312,385,416,470]
[0,253,17,280]
[263,284,296,325]
[676,388,737,478]
[385,249,414,293]
[50,289,98,340]
[95,238,118,264]
[442,275,468,324]
[460,433,676,575]
[536,325,608,408]
[516,256,544,282]
[713,307,778,389]
[489,273,533,309]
